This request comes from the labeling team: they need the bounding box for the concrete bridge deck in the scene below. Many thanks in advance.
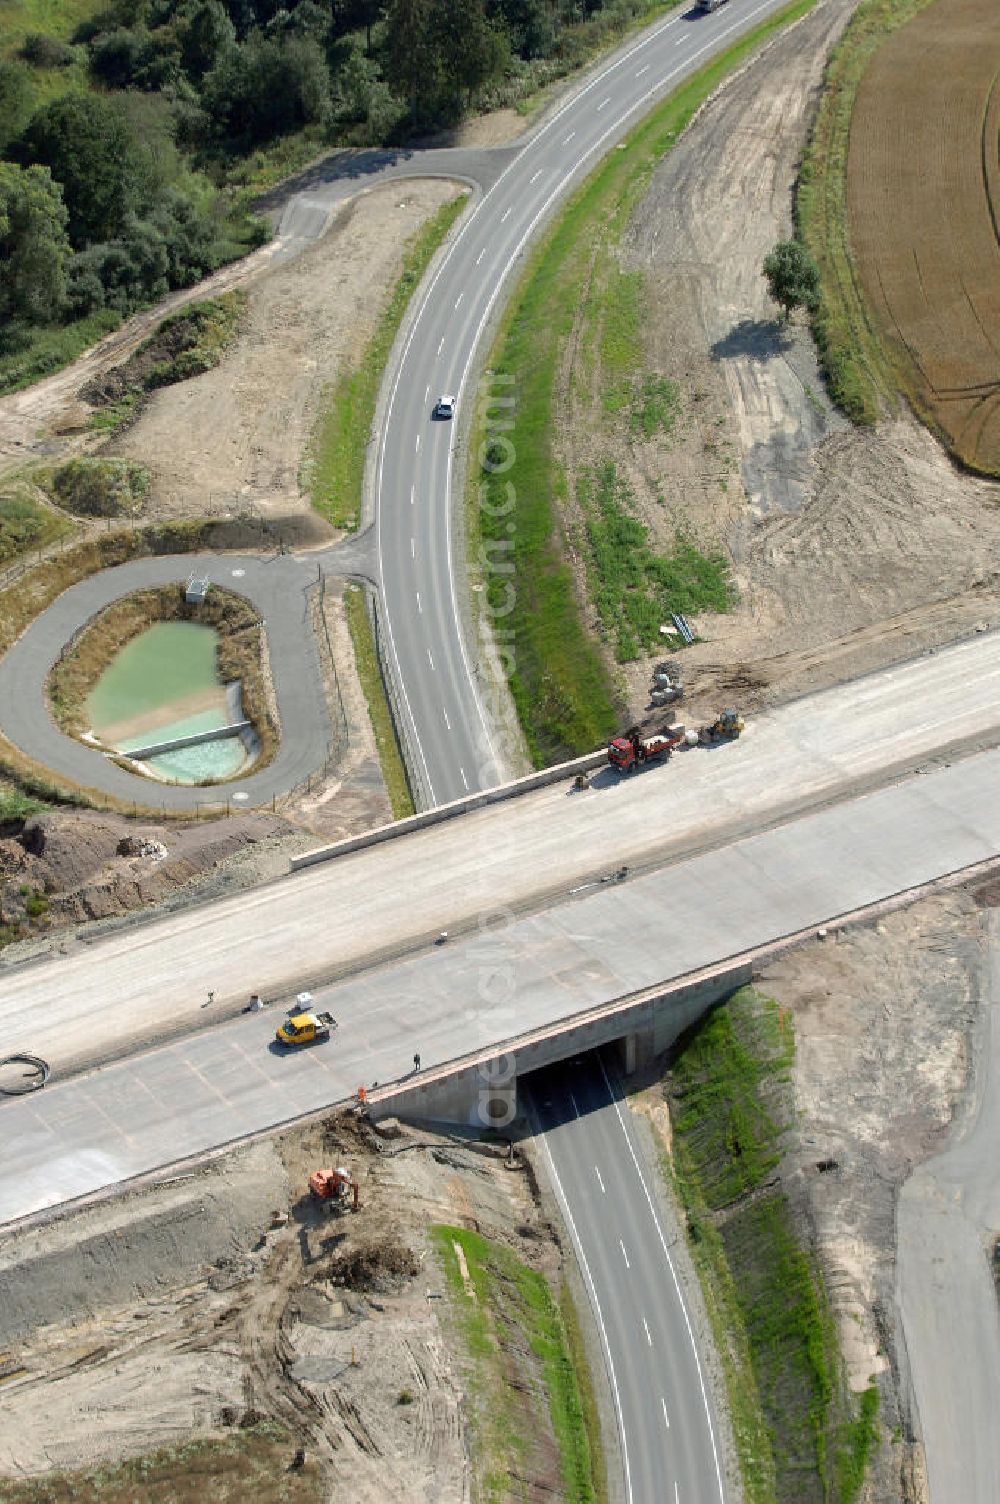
[2,738,999,1227]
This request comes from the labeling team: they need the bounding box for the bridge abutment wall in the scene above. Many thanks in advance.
[367,963,751,1129]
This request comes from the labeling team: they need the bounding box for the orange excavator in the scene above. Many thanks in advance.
[309,1166,360,1212]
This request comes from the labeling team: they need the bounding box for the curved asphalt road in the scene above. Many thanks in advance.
[0,552,330,810]
[0,12,803,1497]
[374,0,798,806]
[529,1056,727,1504]
[0,0,792,811]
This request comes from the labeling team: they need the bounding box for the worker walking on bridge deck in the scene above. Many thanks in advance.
[413,1052,421,1073]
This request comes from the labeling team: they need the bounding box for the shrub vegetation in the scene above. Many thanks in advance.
[666,988,880,1504]
[1,0,693,392]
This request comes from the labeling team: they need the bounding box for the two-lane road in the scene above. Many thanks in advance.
[375,0,801,805]
[529,1056,727,1504]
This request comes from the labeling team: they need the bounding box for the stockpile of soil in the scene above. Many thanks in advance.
[0,808,292,937]
[0,1111,564,1504]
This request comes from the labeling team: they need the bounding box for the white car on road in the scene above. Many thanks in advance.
[434,394,456,419]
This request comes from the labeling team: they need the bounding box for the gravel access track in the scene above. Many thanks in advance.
[896,908,1000,1503]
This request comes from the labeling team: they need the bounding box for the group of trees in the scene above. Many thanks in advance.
[1,90,250,338]
[1,0,650,351]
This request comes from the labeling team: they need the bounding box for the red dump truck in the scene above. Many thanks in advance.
[608,725,688,772]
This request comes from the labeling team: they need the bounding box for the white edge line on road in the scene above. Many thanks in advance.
[373,2,691,798]
[539,1131,633,1504]
[446,0,777,786]
[376,0,771,800]
[599,1057,727,1504]
[595,1165,605,1193]
[620,1238,630,1269]
[662,1396,670,1429]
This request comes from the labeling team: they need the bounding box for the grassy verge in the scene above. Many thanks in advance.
[660,987,879,1504]
[47,583,278,770]
[0,784,48,823]
[305,194,468,531]
[0,482,73,567]
[796,0,936,423]
[578,461,734,661]
[432,1224,599,1504]
[470,0,815,765]
[0,310,122,397]
[559,1279,609,1504]
[345,586,414,819]
[0,1421,324,1503]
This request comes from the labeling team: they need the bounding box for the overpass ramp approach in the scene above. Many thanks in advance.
[4,628,1000,1079]
[3,742,1000,1227]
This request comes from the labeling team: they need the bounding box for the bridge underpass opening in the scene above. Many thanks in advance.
[366,966,749,1132]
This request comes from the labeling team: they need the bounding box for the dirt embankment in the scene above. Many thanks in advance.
[606,0,1000,728]
[758,888,985,1502]
[110,180,462,526]
[0,808,302,940]
[0,179,446,933]
[0,1111,570,1504]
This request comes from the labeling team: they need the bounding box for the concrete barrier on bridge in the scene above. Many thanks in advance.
[289,749,608,871]
[366,959,753,1130]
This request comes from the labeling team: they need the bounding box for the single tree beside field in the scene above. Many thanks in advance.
[762,239,821,320]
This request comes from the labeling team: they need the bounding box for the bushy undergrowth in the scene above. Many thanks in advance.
[666,989,880,1503]
[45,456,149,518]
[0,484,71,564]
[578,461,734,660]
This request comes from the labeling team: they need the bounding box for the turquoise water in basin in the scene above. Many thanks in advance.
[87,622,220,729]
[86,620,250,785]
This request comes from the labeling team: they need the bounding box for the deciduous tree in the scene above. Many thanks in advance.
[762,239,821,320]
[0,161,71,325]
[16,95,154,247]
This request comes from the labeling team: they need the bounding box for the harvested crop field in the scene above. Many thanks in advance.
[847,0,1000,473]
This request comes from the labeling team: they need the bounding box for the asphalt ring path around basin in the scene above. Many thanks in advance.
[0,550,339,810]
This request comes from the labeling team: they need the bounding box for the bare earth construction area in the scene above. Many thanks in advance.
[847,0,1000,473]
